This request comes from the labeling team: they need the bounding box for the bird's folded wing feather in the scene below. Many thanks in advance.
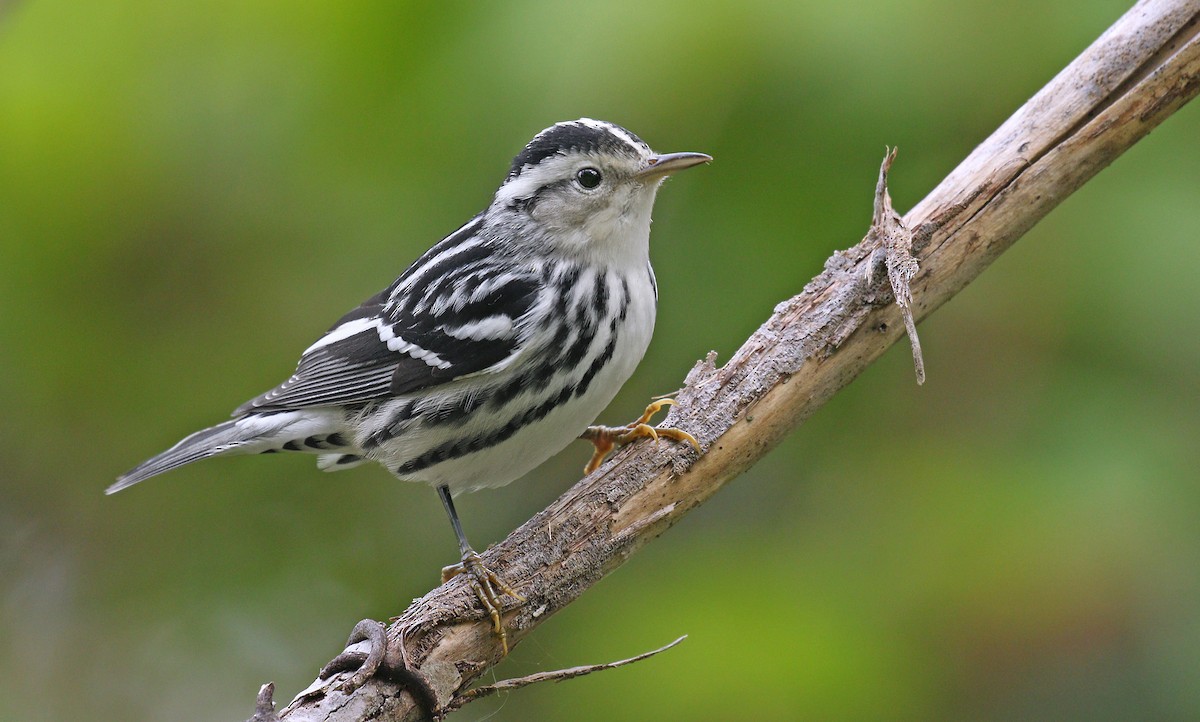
[233,255,541,415]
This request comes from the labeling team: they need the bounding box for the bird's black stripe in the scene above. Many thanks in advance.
[328,217,485,331]
[575,286,627,398]
[363,399,419,448]
[393,241,495,319]
[367,264,632,452]
[505,178,571,213]
[385,260,537,376]
[395,382,578,476]
[415,257,497,314]
[276,433,352,452]
[390,216,484,292]
[593,272,609,322]
[483,262,584,413]
[478,265,618,417]
[506,121,647,181]
[421,391,488,425]
[575,334,617,399]
[558,269,600,370]
[397,270,629,471]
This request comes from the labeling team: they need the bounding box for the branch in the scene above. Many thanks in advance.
[274,1,1200,718]
[439,635,687,715]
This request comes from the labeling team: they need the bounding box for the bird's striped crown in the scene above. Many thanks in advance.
[506,119,650,181]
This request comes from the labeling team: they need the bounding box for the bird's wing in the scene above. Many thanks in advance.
[233,239,541,415]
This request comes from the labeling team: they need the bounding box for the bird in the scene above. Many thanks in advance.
[109,118,710,653]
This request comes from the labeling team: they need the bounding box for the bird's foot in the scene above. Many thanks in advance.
[580,398,700,474]
[442,550,523,655]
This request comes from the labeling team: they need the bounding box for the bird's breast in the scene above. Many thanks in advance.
[360,262,659,493]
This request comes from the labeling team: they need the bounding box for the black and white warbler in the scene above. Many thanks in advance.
[109,118,710,652]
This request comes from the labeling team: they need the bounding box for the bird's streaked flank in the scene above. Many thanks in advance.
[110,118,709,655]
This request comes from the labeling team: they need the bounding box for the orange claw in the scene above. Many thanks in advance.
[580,398,701,474]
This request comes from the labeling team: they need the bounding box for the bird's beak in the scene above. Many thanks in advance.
[635,151,712,180]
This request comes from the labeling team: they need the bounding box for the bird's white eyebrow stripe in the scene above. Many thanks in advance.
[494,155,581,206]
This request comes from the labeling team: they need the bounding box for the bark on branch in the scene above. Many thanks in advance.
[275,1,1200,718]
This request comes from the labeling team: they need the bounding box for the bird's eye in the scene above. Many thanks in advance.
[575,167,602,189]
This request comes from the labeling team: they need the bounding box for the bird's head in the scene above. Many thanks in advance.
[488,118,710,263]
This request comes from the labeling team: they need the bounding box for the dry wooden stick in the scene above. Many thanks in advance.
[438,635,687,716]
[268,1,1200,719]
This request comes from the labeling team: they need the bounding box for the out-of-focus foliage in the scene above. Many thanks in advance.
[2,1,1198,720]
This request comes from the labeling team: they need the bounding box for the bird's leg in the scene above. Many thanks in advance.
[580,398,700,474]
[437,484,523,655]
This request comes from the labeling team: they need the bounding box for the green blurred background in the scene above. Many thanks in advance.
[3,0,1198,719]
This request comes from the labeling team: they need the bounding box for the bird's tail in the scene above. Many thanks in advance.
[107,412,332,494]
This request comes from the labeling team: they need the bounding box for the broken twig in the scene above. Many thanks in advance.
[441,635,688,715]
[867,147,925,384]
